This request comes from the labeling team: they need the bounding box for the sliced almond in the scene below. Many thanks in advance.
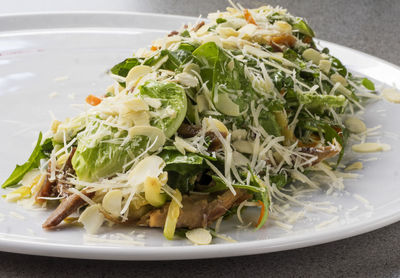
[128,155,166,187]
[238,24,257,39]
[196,24,211,36]
[125,65,152,90]
[214,93,240,116]
[102,190,123,217]
[382,88,400,104]
[302,48,322,64]
[233,140,254,154]
[204,118,229,134]
[345,161,363,171]
[274,21,292,33]
[202,35,222,47]
[232,151,250,166]
[216,26,239,38]
[231,129,247,141]
[330,72,348,86]
[337,84,352,97]
[352,142,391,153]
[78,204,104,234]
[344,117,367,134]
[185,228,212,245]
[319,60,331,74]
[221,17,247,29]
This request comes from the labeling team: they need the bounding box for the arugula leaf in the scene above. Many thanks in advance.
[283,48,301,62]
[41,137,54,157]
[331,57,347,76]
[110,58,141,77]
[158,149,207,193]
[2,132,51,188]
[362,78,375,91]
[216,18,227,24]
[336,128,349,166]
[163,49,193,71]
[321,123,349,166]
[180,30,190,37]
[192,41,220,67]
[321,124,343,146]
[248,171,270,230]
[259,110,281,137]
[270,174,291,189]
[144,44,196,72]
[193,42,256,114]
[292,19,315,37]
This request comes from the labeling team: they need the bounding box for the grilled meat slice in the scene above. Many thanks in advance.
[35,173,57,204]
[42,190,94,230]
[177,123,202,138]
[138,189,252,229]
[299,142,341,166]
[177,123,227,151]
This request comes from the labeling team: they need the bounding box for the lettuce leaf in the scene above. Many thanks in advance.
[138,80,187,138]
[72,126,148,182]
[72,81,187,182]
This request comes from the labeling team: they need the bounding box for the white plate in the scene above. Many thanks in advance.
[0,12,399,260]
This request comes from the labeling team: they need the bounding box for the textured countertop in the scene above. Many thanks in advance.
[1,0,400,277]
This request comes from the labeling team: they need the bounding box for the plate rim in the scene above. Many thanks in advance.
[0,11,399,261]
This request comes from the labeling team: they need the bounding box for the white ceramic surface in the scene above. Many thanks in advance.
[0,12,399,260]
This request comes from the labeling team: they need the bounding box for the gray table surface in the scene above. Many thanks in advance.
[1,0,399,277]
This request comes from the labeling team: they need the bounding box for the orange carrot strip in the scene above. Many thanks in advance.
[86,94,102,106]
[150,46,158,51]
[256,200,265,226]
[243,9,256,25]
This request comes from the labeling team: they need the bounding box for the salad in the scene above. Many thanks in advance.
[1,4,379,243]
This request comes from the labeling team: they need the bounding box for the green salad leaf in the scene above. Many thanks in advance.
[362,78,375,91]
[72,81,187,182]
[292,19,315,37]
[249,172,270,230]
[72,127,148,182]
[159,149,206,193]
[298,92,347,110]
[2,132,52,188]
[138,80,187,138]
[110,58,141,78]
